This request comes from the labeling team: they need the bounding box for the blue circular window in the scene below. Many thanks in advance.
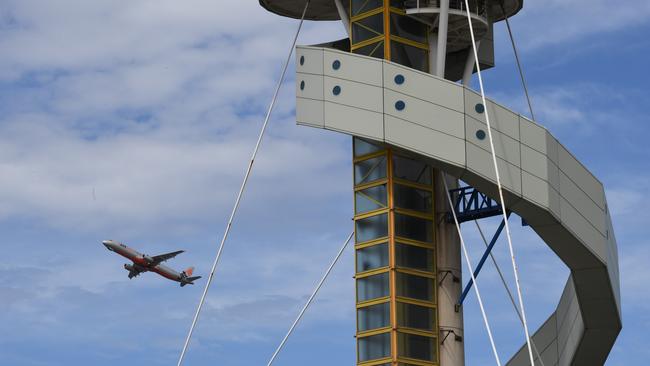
[394,74,405,85]
[476,129,486,140]
[333,86,341,96]
[395,100,406,111]
[475,103,485,114]
[300,80,305,90]
[300,55,305,66]
[332,60,341,70]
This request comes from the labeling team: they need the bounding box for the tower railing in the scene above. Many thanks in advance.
[407,0,487,17]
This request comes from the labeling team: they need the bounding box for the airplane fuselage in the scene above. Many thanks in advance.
[102,240,197,285]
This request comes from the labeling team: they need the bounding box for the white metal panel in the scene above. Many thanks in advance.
[324,76,383,113]
[522,171,552,212]
[465,89,520,140]
[383,62,464,113]
[521,144,550,182]
[559,172,607,236]
[296,46,324,75]
[520,115,547,154]
[466,143,522,195]
[558,144,606,210]
[559,313,584,366]
[384,89,465,139]
[384,115,466,166]
[296,72,324,100]
[546,133,560,166]
[296,98,324,128]
[560,197,607,263]
[466,116,521,167]
[324,101,384,141]
[323,48,383,86]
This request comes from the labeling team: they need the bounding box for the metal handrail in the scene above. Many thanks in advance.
[405,0,487,17]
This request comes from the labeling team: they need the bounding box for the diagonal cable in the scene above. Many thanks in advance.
[266,231,354,366]
[442,173,502,366]
[176,1,311,364]
[462,1,536,364]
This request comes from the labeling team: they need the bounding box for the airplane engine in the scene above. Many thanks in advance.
[142,254,154,263]
[124,264,134,272]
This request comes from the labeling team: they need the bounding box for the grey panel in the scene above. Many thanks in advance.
[508,314,559,366]
[465,89,520,140]
[466,143,522,195]
[296,72,324,100]
[545,133,560,166]
[384,89,465,139]
[323,48,383,87]
[521,145,553,185]
[557,144,606,210]
[559,172,606,236]
[383,62,464,113]
[520,115,548,154]
[296,46,324,75]
[324,101,384,140]
[467,115,521,167]
[522,171,560,219]
[324,76,383,112]
[560,197,607,263]
[296,97,324,128]
[559,312,584,366]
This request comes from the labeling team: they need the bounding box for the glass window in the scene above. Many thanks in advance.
[393,155,431,185]
[397,302,436,331]
[357,272,390,302]
[358,332,391,362]
[358,302,390,331]
[394,184,432,213]
[390,13,427,44]
[355,155,387,185]
[354,137,383,157]
[356,184,387,214]
[352,13,384,44]
[396,272,434,302]
[352,0,383,16]
[397,332,436,362]
[390,0,405,7]
[357,242,389,272]
[395,213,433,243]
[391,41,428,72]
[352,40,385,59]
[356,213,388,243]
[396,243,434,272]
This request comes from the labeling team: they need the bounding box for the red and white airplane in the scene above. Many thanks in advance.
[102,240,201,287]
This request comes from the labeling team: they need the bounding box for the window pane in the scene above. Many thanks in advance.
[352,0,383,16]
[355,155,387,185]
[352,13,384,44]
[396,272,434,302]
[391,41,428,72]
[357,242,389,272]
[396,243,434,271]
[356,184,388,214]
[397,302,436,331]
[353,40,385,59]
[395,213,433,243]
[356,213,388,243]
[357,272,390,302]
[358,302,390,331]
[398,332,436,362]
[358,332,391,362]
[390,13,427,44]
[394,184,432,213]
[354,137,383,157]
[393,155,431,185]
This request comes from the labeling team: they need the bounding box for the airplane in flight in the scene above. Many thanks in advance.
[102,240,201,287]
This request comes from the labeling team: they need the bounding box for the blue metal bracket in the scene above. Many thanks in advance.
[445,186,503,224]
[456,211,512,309]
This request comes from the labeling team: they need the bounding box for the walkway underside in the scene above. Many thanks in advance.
[295,46,621,365]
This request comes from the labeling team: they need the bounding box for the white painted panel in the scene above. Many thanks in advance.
[521,145,550,181]
[465,89,520,140]
[323,48,382,86]
[546,133,560,165]
[296,72,323,100]
[384,89,465,139]
[296,97,324,128]
[522,171,551,211]
[324,76,383,113]
[559,312,584,366]
[558,144,605,210]
[296,46,323,75]
[559,172,607,235]
[383,62,464,113]
[466,143,522,195]
[520,116,547,154]
[324,101,384,141]
[384,115,465,167]
[560,197,607,263]
[466,116,521,167]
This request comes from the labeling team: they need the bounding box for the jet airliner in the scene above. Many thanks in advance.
[102,240,201,287]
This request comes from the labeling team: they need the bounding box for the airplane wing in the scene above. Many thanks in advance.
[151,250,184,265]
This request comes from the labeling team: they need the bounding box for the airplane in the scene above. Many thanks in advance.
[102,240,201,287]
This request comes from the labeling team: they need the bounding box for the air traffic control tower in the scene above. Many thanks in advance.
[259,1,622,365]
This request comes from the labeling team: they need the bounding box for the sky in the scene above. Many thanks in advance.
[0,0,648,365]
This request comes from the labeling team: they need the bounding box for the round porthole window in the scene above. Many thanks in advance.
[333,60,341,70]
[395,100,406,111]
[300,55,305,66]
[300,80,305,90]
[333,86,341,96]
[475,103,485,114]
[476,129,486,140]
[394,74,405,85]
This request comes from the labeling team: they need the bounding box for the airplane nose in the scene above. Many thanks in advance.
[102,240,112,249]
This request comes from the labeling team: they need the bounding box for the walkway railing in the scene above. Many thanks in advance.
[406,0,487,17]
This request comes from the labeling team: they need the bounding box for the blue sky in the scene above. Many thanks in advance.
[0,1,648,365]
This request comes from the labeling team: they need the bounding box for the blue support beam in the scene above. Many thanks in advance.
[446,186,503,223]
[457,211,512,308]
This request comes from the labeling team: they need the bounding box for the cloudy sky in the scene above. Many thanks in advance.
[0,1,648,365]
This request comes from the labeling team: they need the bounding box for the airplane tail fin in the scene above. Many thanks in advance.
[183,267,195,277]
[180,276,202,287]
